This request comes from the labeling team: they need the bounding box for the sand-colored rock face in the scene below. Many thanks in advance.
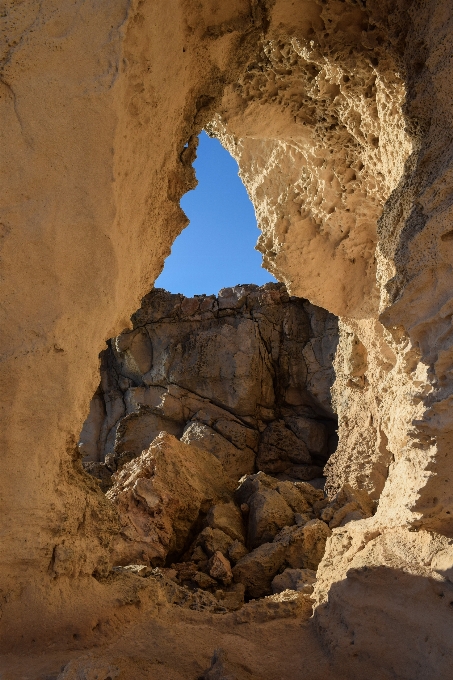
[2,0,453,677]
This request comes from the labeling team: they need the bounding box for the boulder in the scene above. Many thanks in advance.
[227,540,249,564]
[275,481,312,514]
[206,502,245,543]
[173,561,199,583]
[191,545,208,564]
[182,421,255,480]
[234,471,279,506]
[279,519,332,570]
[107,432,230,566]
[285,416,328,455]
[271,568,317,594]
[212,418,259,453]
[257,421,311,474]
[247,488,295,549]
[208,551,233,585]
[232,541,287,599]
[195,527,234,558]
[293,482,325,507]
[192,571,218,590]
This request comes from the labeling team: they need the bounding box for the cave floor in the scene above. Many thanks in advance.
[1,607,348,680]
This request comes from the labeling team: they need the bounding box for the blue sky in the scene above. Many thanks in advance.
[155,130,276,296]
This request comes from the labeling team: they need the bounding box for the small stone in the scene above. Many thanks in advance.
[247,488,294,549]
[208,551,233,585]
[192,571,218,589]
[232,541,287,599]
[191,545,208,563]
[196,527,234,557]
[228,539,249,564]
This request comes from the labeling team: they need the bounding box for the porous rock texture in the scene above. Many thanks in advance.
[2,0,453,678]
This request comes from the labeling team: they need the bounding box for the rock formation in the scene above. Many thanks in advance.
[97,432,350,608]
[80,283,338,490]
[76,284,342,612]
[2,1,453,678]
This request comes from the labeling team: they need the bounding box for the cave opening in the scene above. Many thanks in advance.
[78,129,341,605]
[155,130,277,296]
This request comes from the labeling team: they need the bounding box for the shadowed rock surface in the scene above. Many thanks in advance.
[81,283,338,489]
[78,286,344,608]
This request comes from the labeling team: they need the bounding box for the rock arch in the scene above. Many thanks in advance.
[1,1,453,676]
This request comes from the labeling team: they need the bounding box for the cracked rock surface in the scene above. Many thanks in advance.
[78,283,347,612]
[105,433,363,608]
[81,283,338,490]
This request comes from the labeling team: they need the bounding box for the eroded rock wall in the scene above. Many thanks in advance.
[80,283,338,489]
[0,0,271,650]
[2,0,453,677]
[208,2,453,677]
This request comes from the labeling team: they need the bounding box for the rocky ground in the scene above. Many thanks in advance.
[107,432,373,613]
[78,284,371,613]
